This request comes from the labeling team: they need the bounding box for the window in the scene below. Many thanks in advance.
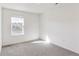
[11,17,24,36]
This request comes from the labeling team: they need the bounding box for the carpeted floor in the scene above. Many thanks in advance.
[0,41,79,56]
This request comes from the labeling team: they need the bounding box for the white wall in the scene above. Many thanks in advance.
[41,4,79,54]
[2,8,40,46]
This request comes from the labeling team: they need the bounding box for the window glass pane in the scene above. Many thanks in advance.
[11,17,24,36]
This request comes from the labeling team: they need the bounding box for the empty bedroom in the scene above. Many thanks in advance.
[0,3,79,56]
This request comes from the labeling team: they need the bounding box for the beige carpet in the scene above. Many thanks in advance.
[0,42,79,56]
